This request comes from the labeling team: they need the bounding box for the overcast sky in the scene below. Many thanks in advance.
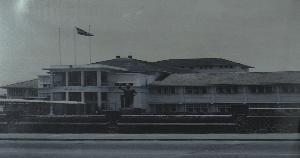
[0,0,300,88]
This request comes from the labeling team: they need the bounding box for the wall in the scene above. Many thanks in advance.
[48,68,158,112]
[149,85,300,106]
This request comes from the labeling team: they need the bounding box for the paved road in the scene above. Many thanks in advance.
[1,140,299,158]
[0,133,299,140]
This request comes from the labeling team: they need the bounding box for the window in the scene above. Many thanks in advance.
[53,92,66,101]
[153,87,176,94]
[84,71,97,86]
[185,86,209,94]
[217,87,224,93]
[281,85,300,93]
[163,87,169,93]
[296,86,300,93]
[69,92,81,102]
[200,87,208,94]
[232,86,239,93]
[249,85,274,93]
[186,104,208,113]
[155,104,177,112]
[39,93,50,100]
[9,88,24,96]
[115,83,133,87]
[121,83,127,86]
[29,89,38,97]
[217,86,239,93]
[53,72,66,86]
[170,87,176,93]
[265,86,273,93]
[194,88,200,94]
[43,84,50,88]
[101,71,108,86]
[218,105,231,112]
[68,71,81,86]
[157,87,162,94]
[186,87,193,94]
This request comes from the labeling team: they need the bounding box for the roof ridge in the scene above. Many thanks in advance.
[6,79,37,86]
[1,79,38,88]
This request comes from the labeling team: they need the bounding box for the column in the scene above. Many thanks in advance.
[66,92,69,101]
[81,92,85,103]
[97,91,102,109]
[50,71,53,87]
[243,86,247,104]
[97,70,102,86]
[211,86,215,104]
[66,71,69,86]
[81,71,84,86]
[50,92,54,101]
[276,85,281,103]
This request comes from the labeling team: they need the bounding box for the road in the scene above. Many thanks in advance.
[0,140,299,158]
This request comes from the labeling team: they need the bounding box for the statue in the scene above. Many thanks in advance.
[119,85,137,108]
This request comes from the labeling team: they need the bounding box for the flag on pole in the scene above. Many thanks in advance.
[76,27,94,36]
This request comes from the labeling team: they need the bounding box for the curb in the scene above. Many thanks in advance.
[1,138,299,141]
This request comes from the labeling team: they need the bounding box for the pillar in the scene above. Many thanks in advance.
[81,71,84,86]
[97,70,102,86]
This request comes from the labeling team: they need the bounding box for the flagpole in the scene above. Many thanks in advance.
[59,27,61,65]
[89,25,91,64]
[74,27,76,65]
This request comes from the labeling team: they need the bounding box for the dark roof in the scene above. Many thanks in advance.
[155,58,254,68]
[151,71,300,86]
[93,58,194,73]
[1,79,38,89]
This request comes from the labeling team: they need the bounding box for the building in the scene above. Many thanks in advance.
[2,56,299,115]
[1,79,38,99]
[43,56,192,114]
[37,75,51,100]
[149,72,300,115]
[1,75,50,100]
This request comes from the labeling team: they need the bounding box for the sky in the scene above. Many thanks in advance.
[0,0,300,90]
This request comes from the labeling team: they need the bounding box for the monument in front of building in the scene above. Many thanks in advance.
[118,85,137,108]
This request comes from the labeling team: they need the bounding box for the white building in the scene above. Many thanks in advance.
[149,72,300,115]
[4,56,299,115]
[43,56,191,114]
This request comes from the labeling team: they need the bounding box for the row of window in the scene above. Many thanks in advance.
[8,89,24,96]
[114,83,134,87]
[249,104,300,113]
[53,71,107,87]
[153,104,300,113]
[152,104,231,113]
[8,89,37,97]
[152,85,300,94]
[52,92,98,102]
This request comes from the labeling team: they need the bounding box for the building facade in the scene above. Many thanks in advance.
[149,72,300,115]
[1,79,38,99]
[43,56,191,114]
[2,56,300,115]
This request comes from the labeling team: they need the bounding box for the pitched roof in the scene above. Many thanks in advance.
[93,58,194,73]
[151,71,300,86]
[1,79,38,89]
[155,58,253,68]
